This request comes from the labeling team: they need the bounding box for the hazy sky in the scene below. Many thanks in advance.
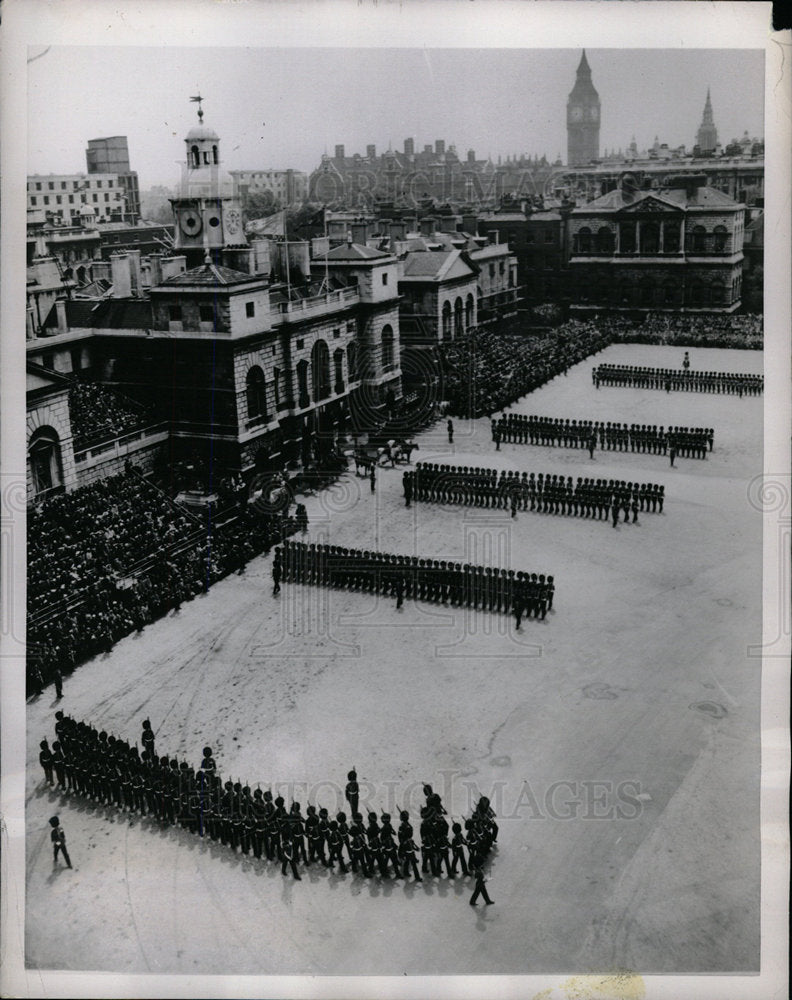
[27,47,764,189]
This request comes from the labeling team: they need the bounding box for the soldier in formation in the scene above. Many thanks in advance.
[492,413,712,458]
[409,463,664,521]
[40,712,498,886]
[276,539,555,621]
[593,364,762,395]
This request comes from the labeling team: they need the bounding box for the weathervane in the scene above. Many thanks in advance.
[190,94,204,123]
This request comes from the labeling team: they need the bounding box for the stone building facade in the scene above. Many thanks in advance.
[567,178,745,312]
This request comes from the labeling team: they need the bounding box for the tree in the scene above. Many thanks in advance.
[243,190,282,224]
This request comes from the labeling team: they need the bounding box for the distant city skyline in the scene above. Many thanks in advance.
[27,47,764,191]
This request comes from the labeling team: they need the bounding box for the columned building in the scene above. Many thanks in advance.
[567,176,745,312]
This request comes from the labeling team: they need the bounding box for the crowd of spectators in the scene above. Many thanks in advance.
[439,321,611,418]
[69,381,157,450]
[438,313,762,418]
[27,469,299,697]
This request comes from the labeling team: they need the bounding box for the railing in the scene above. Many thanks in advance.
[73,421,168,461]
[278,287,358,318]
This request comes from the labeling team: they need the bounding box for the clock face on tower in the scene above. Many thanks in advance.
[588,106,600,122]
[570,105,583,122]
[179,208,202,237]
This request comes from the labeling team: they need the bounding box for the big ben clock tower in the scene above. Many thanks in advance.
[170,96,246,265]
[567,50,601,167]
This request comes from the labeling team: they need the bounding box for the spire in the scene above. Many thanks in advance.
[577,49,591,76]
[702,87,714,125]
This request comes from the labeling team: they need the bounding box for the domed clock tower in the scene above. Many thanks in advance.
[170,96,246,264]
[567,51,601,167]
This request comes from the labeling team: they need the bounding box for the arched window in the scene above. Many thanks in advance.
[454,297,464,338]
[246,365,267,420]
[664,221,681,254]
[191,144,200,168]
[29,426,63,497]
[640,222,660,254]
[692,225,707,253]
[465,293,475,331]
[381,325,394,369]
[597,227,614,254]
[212,145,219,165]
[441,300,452,341]
[347,341,358,381]
[714,225,728,253]
[689,281,706,306]
[577,227,593,254]
[333,347,345,392]
[311,339,331,401]
[296,359,310,407]
[619,222,636,254]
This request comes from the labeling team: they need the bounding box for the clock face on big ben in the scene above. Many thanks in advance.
[569,106,583,122]
[588,106,600,122]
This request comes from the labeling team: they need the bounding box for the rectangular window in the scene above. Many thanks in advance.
[97,180,102,188]
[48,182,54,190]
[43,196,49,205]
[333,328,340,339]
[68,195,74,204]
[93,194,98,203]
[105,193,110,202]
[108,180,113,187]
[36,182,41,191]
[245,301,255,318]
[296,338,304,349]
[60,181,67,190]
[30,197,36,206]
[382,272,388,285]
[56,196,62,204]
[199,305,214,323]
[169,305,182,321]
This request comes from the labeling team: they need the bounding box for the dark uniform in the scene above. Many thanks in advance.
[469,866,494,905]
[49,816,72,868]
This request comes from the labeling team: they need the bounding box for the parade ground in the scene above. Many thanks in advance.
[24,343,763,977]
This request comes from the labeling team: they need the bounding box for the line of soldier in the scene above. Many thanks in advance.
[492,413,713,458]
[593,364,762,395]
[38,714,496,882]
[276,539,555,619]
[408,464,664,520]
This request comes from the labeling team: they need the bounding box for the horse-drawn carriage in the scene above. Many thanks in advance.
[352,438,419,476]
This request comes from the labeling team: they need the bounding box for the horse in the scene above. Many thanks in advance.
[391,440,420,464]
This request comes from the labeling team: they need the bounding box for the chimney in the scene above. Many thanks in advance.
[148,253,163,287]
[435,140,446,156]
[423,144,433,155]
[462,213,478,234]
[55,298,69,335]
[335,144,345,159]
[110,252,132,297]
[161,255,187,281]
[419,217,434,237]
[250,238,271,276]
[366,144,376,159]
[222,247,254,273]
[287,240,311,282]
[390,221,406,242]
[467,149,476,164]
[437,215,457,234]
[351,222,368,245]
[404,138,414,156]
[126,250,142,294]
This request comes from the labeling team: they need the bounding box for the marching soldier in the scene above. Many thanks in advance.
[49,816,72,869]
